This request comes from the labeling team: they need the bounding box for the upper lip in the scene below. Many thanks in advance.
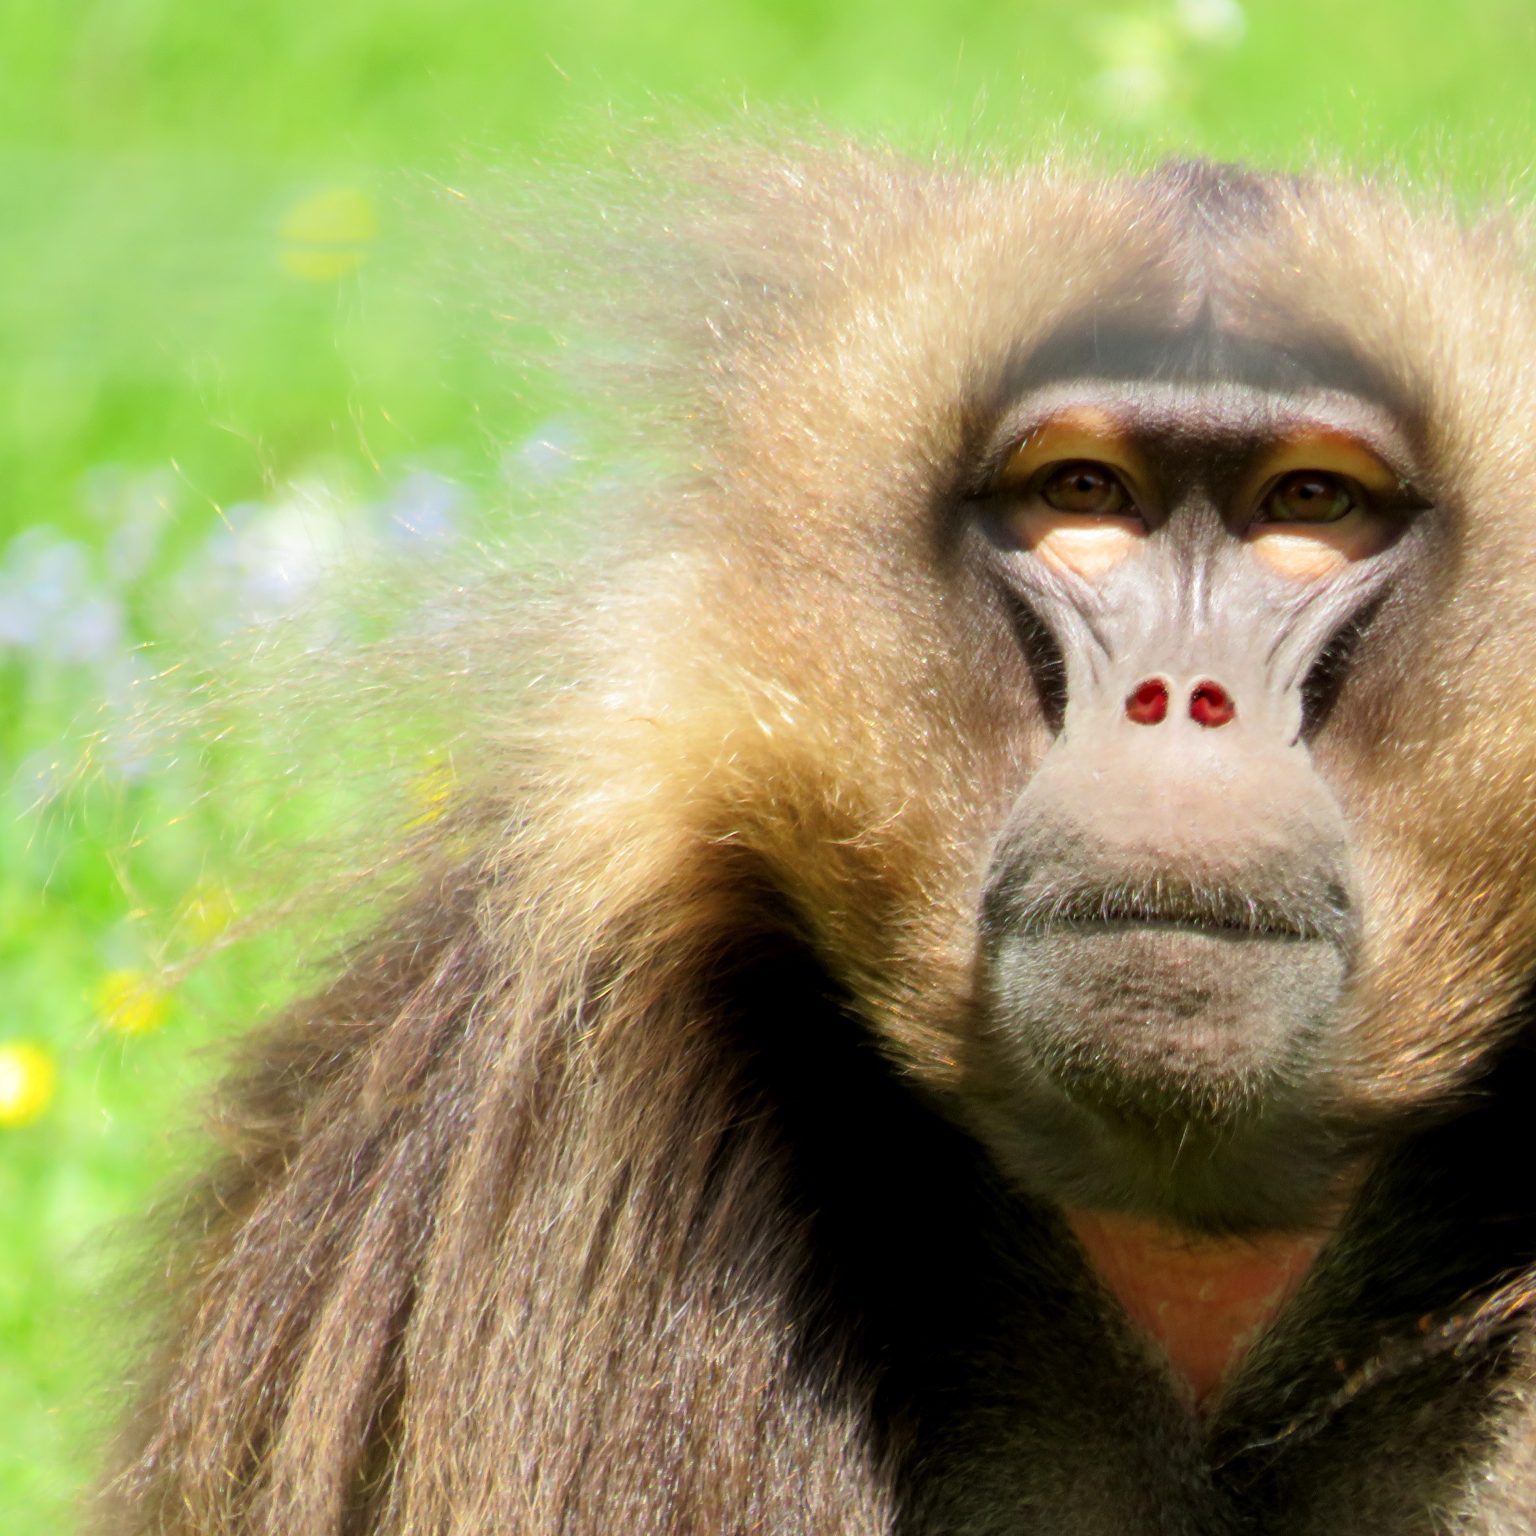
[1001,877,1353,946]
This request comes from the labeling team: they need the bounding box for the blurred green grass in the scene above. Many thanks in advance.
[5,1,1534,1529]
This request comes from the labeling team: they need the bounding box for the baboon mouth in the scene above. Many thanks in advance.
[1009,884,1352,947]
[1062,907,1304,941]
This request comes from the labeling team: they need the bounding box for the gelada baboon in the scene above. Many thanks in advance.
[98,146,1536,1534]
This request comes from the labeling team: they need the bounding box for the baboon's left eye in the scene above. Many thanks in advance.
[1259,471,1359,525]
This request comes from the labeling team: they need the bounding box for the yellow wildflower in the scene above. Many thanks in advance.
[96,970,170,1036]
[179,883,236,944]
[278,186,377,281]
[0,1041,56,1127]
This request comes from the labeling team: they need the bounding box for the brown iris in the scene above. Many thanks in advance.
[1039,461,1132,517]
[1260,471,1358,525]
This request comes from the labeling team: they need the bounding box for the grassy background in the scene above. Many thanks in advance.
[6,1,1535,1528]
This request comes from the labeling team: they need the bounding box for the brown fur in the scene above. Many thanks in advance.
[96,146,1536,1534]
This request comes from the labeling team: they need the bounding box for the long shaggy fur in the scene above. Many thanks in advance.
[95,144,1536,1535]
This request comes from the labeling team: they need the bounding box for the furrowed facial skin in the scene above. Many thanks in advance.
[95,152,1536,1536]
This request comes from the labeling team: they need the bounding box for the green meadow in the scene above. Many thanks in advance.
[5,1,1533,1528]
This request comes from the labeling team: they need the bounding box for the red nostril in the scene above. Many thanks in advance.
[1126,678,1170,725]
[1189,681,1236,728]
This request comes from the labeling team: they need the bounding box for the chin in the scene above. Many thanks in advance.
[966,921,1364,1233]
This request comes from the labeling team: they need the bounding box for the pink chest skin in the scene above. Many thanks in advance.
[1065,1209,1327,1404]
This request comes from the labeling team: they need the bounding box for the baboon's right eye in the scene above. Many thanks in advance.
[1038,461,1134,517]
[992,422,1148,579]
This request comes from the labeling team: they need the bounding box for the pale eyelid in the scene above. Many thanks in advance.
[1022,517,1144,579]
[1241,435,1403,577]
[1247,526,1361,580]
[994,417,1151,580]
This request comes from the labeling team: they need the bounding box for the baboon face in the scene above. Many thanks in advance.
[966,348,1422,1232]
[691,166,1536,1235]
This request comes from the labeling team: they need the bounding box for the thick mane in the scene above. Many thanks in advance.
[102,821,894,1530]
